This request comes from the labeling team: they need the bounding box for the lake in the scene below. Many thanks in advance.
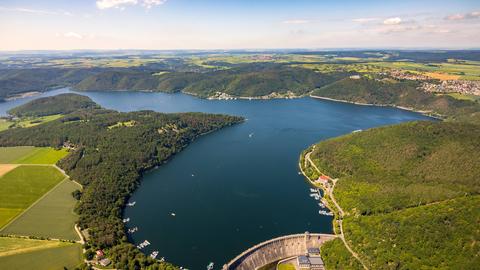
[0,89,432,269]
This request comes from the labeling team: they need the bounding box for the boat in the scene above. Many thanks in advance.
[150,251,159,259]
[171,212,176,216]
[127,201,136,206]
[207,262,214,270]
[352,129,362,133]
[122,218,130,223]
[249,133,254,138]
[128,227,138,233]
[310,188,317,193]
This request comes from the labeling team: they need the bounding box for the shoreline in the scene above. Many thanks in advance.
[310,95,444,120]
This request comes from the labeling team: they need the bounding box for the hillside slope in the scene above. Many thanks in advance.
[311,77,480,122]
[75,64,348,98]
[305,121,480,269]
[8,93,98,117]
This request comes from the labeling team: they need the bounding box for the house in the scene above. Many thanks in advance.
[99,258,111,267]
[96,249,105,259]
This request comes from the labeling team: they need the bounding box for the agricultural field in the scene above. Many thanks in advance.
[0,166,65,229]
[0,119,13,132]
[367,61,480,80]
[0,146,68,164]
[12,114,63,128]
[1,180,80,241]
[0,237,82,270]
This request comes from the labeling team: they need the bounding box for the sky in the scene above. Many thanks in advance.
[0,0,479,50]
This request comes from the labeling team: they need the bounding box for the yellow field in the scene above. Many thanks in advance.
[425,72,460,81]
[0,237,64,257]
[0,164,17,177]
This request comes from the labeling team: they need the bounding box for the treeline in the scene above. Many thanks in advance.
[312,77,480,123]
[0,68,101,100]
[74,63,349,98]
[8,93,99,117]
[0,95,243,269]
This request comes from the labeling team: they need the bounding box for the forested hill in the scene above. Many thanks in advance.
[8,93,99,117]
[0,95,243,269]
[311,77,480,122]
[74,64,348,98]
[304,121,480,269]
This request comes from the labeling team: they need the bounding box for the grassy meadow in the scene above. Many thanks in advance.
[1,180,80,241]
[0,237,82,270]
[0,166,65,229]
[0,146,68,164]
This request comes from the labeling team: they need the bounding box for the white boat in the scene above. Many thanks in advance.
[150,251,159,259]
[171,212,176,216]
[310,188,317,193]
[127,201,136,206]
[352,129,362,133]
[122,218,130,223]
[207,262,214,270]
[249,133,254,138]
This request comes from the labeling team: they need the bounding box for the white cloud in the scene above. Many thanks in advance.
[0,6,57,15]
[445,11,480,21]
[63,32,84,39]
[96,0,166,10]
[142,0,167,9]
[283,19,309,24]
[352,18,379,23]
[383,17,402,25]
[96,0,138,10]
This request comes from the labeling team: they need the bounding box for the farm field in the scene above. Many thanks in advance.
[0,146,68,164]
[0,237,82,270]
[0,166,65,229]
[0,237,63,256]
[1,180,80,241]
[13,114,63,128]
[367,61,480,80]
[0,119,12,132]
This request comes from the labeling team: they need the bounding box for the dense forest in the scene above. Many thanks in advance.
[0,68,101,100]
[306,120,480,269]
[8,93,99,117]
[312,77,480,122]
[74,63,349,98]
[0,94,243,269]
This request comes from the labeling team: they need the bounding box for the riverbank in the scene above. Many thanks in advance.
[310,95,444,120]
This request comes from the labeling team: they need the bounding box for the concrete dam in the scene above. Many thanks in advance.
[223,232,336,270]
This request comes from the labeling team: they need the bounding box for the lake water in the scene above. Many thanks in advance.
[0,89,432,269]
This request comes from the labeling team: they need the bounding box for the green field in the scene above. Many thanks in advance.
[0,237,64,256]
[13,114,63,128]
[0,237,82,270]
[1,180,80,240]
[277,263,296,270]
[0,119,13,132]
[0,166,65,229]
[367,61,480,80]
[0,146,68,164]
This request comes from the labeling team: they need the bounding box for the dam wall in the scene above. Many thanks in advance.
[223,232,336,270]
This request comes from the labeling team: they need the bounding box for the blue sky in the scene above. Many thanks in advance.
[0,0,479,50]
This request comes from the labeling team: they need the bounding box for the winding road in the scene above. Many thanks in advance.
[303,146,369,270]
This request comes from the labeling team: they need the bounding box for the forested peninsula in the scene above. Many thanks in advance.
[0,94,243,269]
